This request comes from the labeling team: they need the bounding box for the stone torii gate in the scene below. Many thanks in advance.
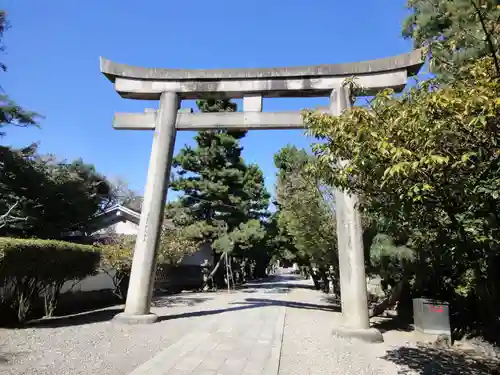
[100,50,424,341]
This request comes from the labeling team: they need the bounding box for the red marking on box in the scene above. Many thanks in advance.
[429,305,444,313]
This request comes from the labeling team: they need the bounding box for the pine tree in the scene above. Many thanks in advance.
[170,99,270,284]
[403,0,500,77]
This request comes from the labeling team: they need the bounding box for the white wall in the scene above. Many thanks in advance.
[0,270,116,297]
[113,220,139,235]
[93,219,139,236]
[63,218,209,294]
[66,217,137,293]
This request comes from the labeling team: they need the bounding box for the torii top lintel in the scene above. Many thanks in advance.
[100,49,425,100]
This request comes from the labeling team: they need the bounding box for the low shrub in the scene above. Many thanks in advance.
[97,234,135,301]
[0,237,100,323]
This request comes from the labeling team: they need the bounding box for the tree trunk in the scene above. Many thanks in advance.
[43,282,62,317]
[328,271,340,297]
[319,266,329,293]
[300,266,309,279]
[369,278,407,318]
[309,266,321,290]
[203,254,225,291]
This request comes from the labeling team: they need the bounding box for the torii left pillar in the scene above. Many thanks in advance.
[114,91,178,324]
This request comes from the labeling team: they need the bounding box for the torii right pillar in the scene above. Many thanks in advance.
[329,86,384,343]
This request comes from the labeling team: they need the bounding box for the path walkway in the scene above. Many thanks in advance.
[128,275,406,375]
[1,272,490,374]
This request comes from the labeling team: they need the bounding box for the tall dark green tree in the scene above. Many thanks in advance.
[274,145,339,291]
[170,99,270,281]
[0,145,115,239]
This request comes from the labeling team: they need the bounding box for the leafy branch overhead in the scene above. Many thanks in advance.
[403,0,500,77]
[0,11,41,136]
[307,57,500,243]
[305,57,500,319]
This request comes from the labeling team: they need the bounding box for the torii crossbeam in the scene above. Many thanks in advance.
[100,50,424,342]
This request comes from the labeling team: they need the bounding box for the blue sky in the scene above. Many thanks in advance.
[2,0,415,201]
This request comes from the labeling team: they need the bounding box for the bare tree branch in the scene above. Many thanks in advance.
[0,200,19,220]
[0,200,27,229]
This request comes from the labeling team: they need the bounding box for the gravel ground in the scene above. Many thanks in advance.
[277,282,410,375]
[2,274,495,375]
[0,292,239,375]
[277,278,497,375]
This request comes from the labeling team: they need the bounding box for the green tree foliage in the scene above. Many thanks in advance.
[264,211,300,269]
[158,201,202,265]
[403,0,500,77]
[0,144,115,239]
[306,57,500,336]
[0,95,39,136]
[368,234,415,290]
[366,233,416,317]
[170,99,270,281]
[274,145,339,291]
[171,100,269,247]
[0,10,40,136]
[98,234,135,301]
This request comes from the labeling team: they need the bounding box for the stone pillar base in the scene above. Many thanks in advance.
[332,326,384,343]
[113,312,158,325]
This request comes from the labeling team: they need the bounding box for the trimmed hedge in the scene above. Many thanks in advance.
[0,238,100,323]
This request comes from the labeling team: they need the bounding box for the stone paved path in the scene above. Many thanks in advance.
[130,292,284,375]
[127,274,410,375]
[3,271,483,375]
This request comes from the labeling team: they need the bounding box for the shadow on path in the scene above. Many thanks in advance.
[157,297,340,321]
[151,296,212,308]
[13,274,333,329]
[382,345,499,375]
[21,308,125,329]
[239,274,316,293]
[20,296,212,329]
[371,317,414,334]
[230,298,340,312]
[18,295,339,328]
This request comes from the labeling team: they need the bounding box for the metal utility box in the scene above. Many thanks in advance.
[413,298,451,336]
